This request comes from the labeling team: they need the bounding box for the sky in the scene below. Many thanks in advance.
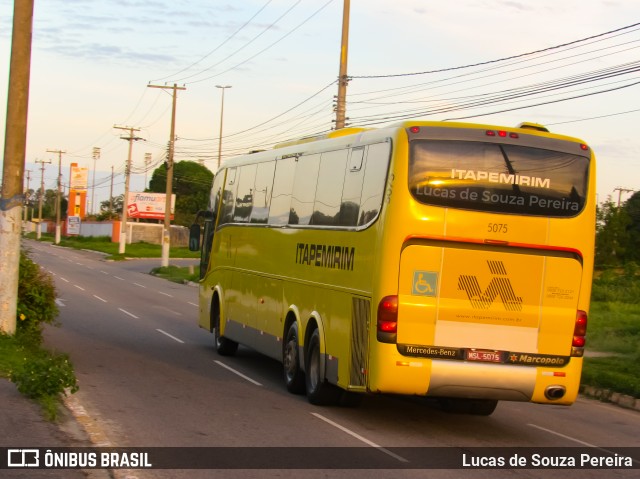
[1,0,639,212]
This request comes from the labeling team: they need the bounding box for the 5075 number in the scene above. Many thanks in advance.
[487,223,508,234]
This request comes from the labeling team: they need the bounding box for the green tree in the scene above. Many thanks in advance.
[623,191,640,263]
[148,161,213,226]
[595,199,631,268]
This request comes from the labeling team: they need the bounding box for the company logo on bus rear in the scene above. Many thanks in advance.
[450,169,551,188]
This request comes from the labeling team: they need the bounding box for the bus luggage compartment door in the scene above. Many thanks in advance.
[397,242,583,358]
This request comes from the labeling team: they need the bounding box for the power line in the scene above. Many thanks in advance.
[151,0,275,83]
[350,22,640,79]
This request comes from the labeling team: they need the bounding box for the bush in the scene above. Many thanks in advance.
[2,249,80,419]
[16,250,59,345]
[11,352,79,399]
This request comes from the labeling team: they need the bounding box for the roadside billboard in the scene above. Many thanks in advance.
[126,192,175,220]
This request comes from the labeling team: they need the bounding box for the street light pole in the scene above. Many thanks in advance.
[91,147,100,215]
[216,85,231,169]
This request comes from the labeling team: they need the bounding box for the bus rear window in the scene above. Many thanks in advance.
[408,140,589,217]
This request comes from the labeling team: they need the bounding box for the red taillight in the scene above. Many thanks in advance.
[580,144,589,151]
[572,310,588,349]
[486,130,519,138]
[409,126,420,134]
[572,336,586,348]
[377,295,398,333]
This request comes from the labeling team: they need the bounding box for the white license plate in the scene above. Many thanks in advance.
[466,349,502,363]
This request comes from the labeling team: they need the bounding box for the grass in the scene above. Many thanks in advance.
[150,265,200,284]
[581,270,640,398]
[0,329,75,422]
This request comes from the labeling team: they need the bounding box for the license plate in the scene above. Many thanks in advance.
[466,349,502,363]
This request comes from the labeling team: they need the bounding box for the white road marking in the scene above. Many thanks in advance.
[158,291,172,297]
[214,360,262,386]
[93,295,107,302]
[100,271,109,275]
[74,285,85,291]
[311,413,409,463]
[55,299,66,307]
[188,302,198,307]
[114,276,125,281]
[118,308,139,319]
[133,282,146,288]
[59,276,69,282]
[527,423,640,465]
[156,329,185,344]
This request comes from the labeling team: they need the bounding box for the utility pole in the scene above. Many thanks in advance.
[35,159,50,239]
[216,85,231,169]
[613,187,634,208]
[334,0,350,130]
[91,147,100,215]
[147,83,186,267]
[109,165,114,215]
[0,0,34,335]
[113,126,143,254]
[144,152,151,190]
[47,149,66,244]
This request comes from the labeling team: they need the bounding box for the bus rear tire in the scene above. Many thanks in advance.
[305,328,341,405]
[213,301,238,356]
[283,322,305,394]
[439,398,498,416]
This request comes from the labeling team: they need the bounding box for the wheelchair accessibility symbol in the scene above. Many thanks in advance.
[412,271,438,296]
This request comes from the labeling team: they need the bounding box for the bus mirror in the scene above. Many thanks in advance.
[189,224,201,251]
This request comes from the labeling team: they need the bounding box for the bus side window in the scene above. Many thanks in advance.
[250,161,276,224]
[311,150,348,226]
[339,147,366,226]
[210,172,224,217]
[268,157,296,225]
[233,164,258,223]
[289,153,320,225]
[359,142,391,226]
[219,167,237,225]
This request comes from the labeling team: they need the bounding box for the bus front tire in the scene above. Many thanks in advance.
[305,328,341,405]
[283,322,305,394]
[213,302,238,356]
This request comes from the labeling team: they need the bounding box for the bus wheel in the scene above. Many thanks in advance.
[283,322,305,394]
[305,328,341,405]
[439,398,498,416]
[213,301,237,356]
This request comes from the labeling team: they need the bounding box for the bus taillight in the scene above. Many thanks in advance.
[377,295,398,343]
[571,310,588,356]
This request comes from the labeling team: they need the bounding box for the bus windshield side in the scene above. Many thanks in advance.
[408,140,590,217]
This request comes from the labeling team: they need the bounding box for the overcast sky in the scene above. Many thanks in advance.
[1,0,639,209]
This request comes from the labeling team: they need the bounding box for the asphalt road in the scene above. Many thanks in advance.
[24,239,640,479]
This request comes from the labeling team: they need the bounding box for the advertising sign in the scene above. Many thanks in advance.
[126,192,175,220]
[70,166,88,192]
[67,216,81,235]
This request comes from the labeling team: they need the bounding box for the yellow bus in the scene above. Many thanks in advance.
[189,120,595,415]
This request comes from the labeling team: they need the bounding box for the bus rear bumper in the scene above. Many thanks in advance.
[368,355,581,405]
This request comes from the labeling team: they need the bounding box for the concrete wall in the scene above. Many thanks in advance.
[25,220,189,247]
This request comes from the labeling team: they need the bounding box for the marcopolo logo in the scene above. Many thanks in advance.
[457,260,523,311]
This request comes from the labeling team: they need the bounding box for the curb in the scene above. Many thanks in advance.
[580,385,640,412]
